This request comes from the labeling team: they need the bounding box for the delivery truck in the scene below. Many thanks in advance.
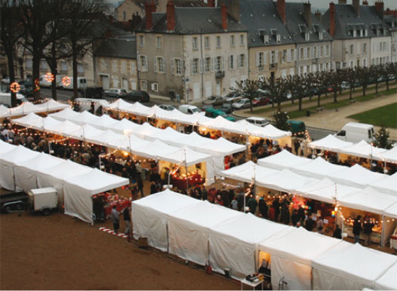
[335,122,375,143]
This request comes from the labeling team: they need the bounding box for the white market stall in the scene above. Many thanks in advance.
[328,164,387,188]
[209,213,287,280]
[258,227,343,290]
[374,261,397,290]
[131,189,202,252]
[257,150,311,170]
[308,134,353,152]
[312,242,397,290]
[62,169,129,223]
[372,172,397,196]
[167,200,241,266]
[290,157,345,179]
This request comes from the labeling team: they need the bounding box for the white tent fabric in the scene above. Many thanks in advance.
[221,161,278,183]
[257,150,311,170]
[338,187,397,216]
[0,145,40,191]
[126,134,152,152]
[295,178,358,204]
[372,172,397,196]
[209,213,287,280]
[383,202,397,219]
[257,169,315,193]
[39,99,70,112]
[133,139,179,159]
[49,107,79,121]
[312,242,397,290]
[11,112,44,128]
[13,153,65,192]
[63,169,129,223]
[145,126,185,143]
[290,157,346,179]
[328,164,388,188]
[258,227,343,290]
[0,139,15,154]
[68,124,104,141]
[90,114,119,130]
[8,102,46,116]
[129,122,162,140]
[161,146,211,167]
[247,123,292,140]
[308,134,353,151]
[68,110,100,126]
[125,102,153,117]
[379,146,397,163]
[198,137,246,156]
[103,98,134,111]
[169,132,209,148]
[339,140,388,160]
[0,104,9,117]
[110,118,140,134]
[131,189,202,252]
[45,120,82,137]
[374,261,397,290]
[86,129,128,150]
[168,200,241,266]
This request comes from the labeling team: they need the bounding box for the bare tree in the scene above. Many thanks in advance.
[261,76,290,112]
[233,79,260,112]
[344,67,356,100]
[355,66,372,96]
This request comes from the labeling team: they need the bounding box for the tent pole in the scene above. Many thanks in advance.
[185,149,189,192]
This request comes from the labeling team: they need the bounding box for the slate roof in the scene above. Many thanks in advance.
[94,38,137,59]
[285,3,332,44]
[385,15,397,32]
[322,4,391,39]
[136,7,247,34]
[237,0,295,48]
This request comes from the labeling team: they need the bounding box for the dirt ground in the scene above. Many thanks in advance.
[0,210,240,290]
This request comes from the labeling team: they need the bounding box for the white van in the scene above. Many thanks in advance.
[178,104,201,114]
[245,117,270,127]
[0,92,28,107]
[335,122,375,143]
[39,75,61,88]
[62,77,87,90]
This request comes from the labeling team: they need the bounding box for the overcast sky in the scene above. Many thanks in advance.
[288,0,397,11]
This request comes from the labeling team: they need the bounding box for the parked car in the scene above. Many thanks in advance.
[106,88,128,98]
[124,90,150,102]
[205,107,235,121]
[246,117,270,127]
[159,104,176,111]
[203,95,225,106]
[80,87,105,99]
[1,77,19,84]
[232,98,251,110]
[219,102,234,114]
[341,82,350,90]
[252,96,271,107]
[178,104,201,114]
[224,91,242,102]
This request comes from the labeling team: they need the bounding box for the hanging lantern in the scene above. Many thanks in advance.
[10,82,20,93]
[45,72,54,83]
[62,76,71,87]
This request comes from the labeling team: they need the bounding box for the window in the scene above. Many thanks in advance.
[300,48,304,60]
[41,59,47,70]
[121,61,126,73]
[26,59,32,70]
[215,56,222,71]
[239,54,245,68]
[61,61,68,71]
[270,51,276,64]
[123,11,126,21]
[230,35,235,47]
[192,58,199,74]
[313,47,317,58]
[138,55,148,71]
[174,59,183,75]
[325,45,330,56]
[151,83,158,92]
[216,36,221,48]
[155,57,166,73]
[282,50,287,63]
[306,47,310,59]
[112,60,117,72]
[205,57,211,73]
[320,46,324,57]
[141,80,147,90]
[350,44,354,55]
[204,36,210,49]
[192,37,198,50]
[240,34,244,45]
[276,35,281,43]
[229,55,234,70]
[156,36,162,48]
[257,52,264,67]
[139,35,144,47]
[77,63,84,73]
[130,61,136,75]
[305,32,310,41]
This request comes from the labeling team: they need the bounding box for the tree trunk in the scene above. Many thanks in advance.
[363,86,366,96]
[375,82,378,94]
[333,90,337,103]
[317,94,321,107]
[32,50,42,102]
[349,88,353,100]
[298,97,302,111]
[72,48,78,100]
[6,51,17,107]
[50,41,57,100]
[386,80,389,91]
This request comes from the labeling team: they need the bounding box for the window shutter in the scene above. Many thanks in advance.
[211,57,215,72]
[244,54,248,68]
[137,55,141,71]
[287,50,291,62]
[154,57,158,72]
[163,58,166,73]
[199,58,203,73]
[274,51,279,63]
[294,49,298,61]
[256,52,260,67]
[221,56,225,71]
[171,59,175,75]
[190,59,193,75]
[145,56,149,71]
[264,51,268,65]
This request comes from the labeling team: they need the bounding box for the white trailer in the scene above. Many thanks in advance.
[27,187,58,216]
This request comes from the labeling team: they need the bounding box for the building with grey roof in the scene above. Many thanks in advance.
[384,14,397,62]
[322,0,392,69]
[135,1,249,102]
[94,38,138,91]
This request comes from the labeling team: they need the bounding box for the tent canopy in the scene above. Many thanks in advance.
[375,261,397,290]
[340,140,388,160]
[49,107,79,121]
[291,157,346,179]
[308,134,353,151]
[257,150,311,170]
[372,172,397,196]
[328,164,388,188]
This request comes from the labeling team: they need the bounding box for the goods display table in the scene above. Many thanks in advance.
[241,278,264,290]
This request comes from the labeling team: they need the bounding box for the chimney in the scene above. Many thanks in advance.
[167,0,175,32]
[362,0,368,5]
[221,4,228,30]
[374,1,384,20]
[338,0,347,4]
[145,2,154,30]
[330,2,335,37]
[353,0,360,17]
[224,0,240,22]
[208,0,215,7]
[314,10,322,22]
[303,2,312,27]
[277,0,286,25]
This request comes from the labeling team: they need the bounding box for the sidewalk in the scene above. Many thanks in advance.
[233,84,397,140]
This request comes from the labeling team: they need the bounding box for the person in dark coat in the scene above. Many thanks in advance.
[304,214,314,231]
[279,204,290,225]
[258,197,268,219]
[353,216,362,243]
[150,181,157,194]
[333,224,342,239]
[291,209,300,226]
[272,197,280,222]
[247,195,258,214]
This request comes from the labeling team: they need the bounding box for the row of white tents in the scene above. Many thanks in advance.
[0,140,129,223]
[221,150,397,246]
[309,134,397,164]
[132,189,397,290]
[0,100,70,117]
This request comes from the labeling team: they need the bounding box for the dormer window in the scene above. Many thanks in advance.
[276,35,281,43]
[319,32,323,40]
[264,35,269,45]
[305,32,310,41]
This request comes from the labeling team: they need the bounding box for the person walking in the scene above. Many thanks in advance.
[110,205,120,234]
[353,216,362,244]
[123,206,131,235]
